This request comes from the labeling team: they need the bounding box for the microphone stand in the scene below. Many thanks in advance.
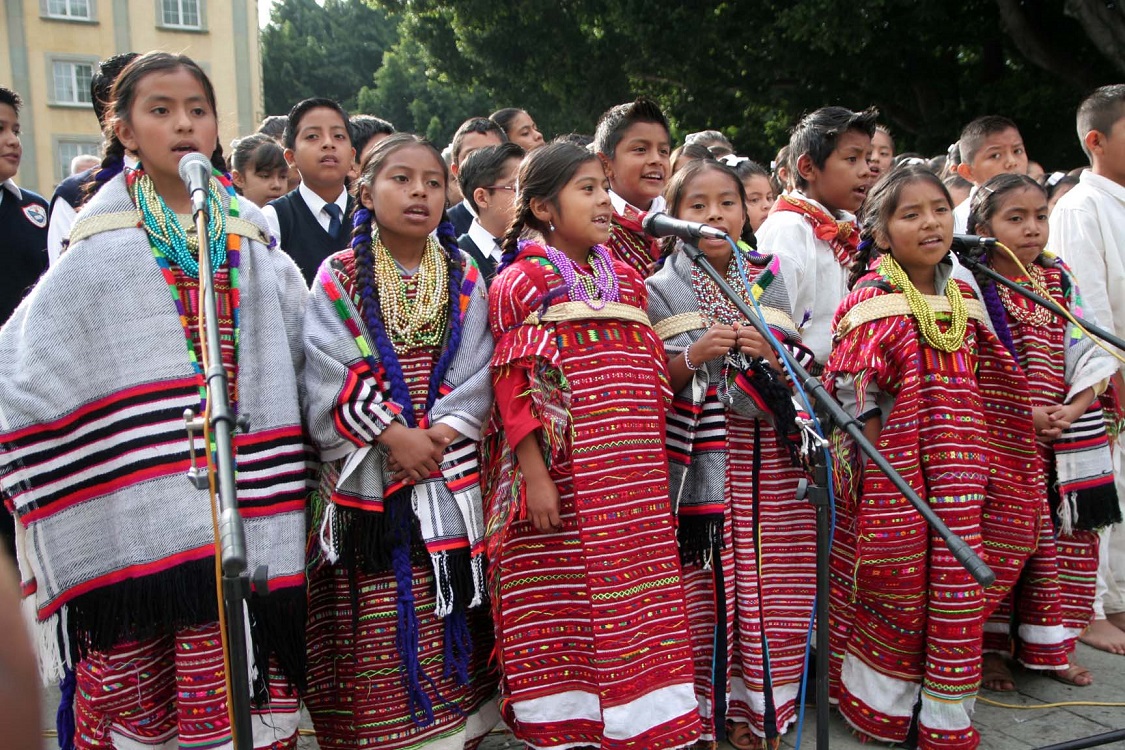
[953,240,1125,353]
[677,238,996,750]
[183,187,255,750]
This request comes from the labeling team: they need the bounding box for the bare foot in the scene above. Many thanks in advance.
[1079,618,1125,655]
[1106,612,1125,632]
[1050,659,1094,686]
[982,652,1016,692]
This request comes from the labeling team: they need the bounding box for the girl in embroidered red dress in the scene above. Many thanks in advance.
[824,165,1040,750]
[968,174,1121,692]
[484,140,701,750]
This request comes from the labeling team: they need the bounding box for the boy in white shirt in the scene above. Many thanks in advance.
[454,141,524,285]
[594,97,673,278]
[951,116,1028,233]
[755,106,877,368]
[1050,84,1125,655]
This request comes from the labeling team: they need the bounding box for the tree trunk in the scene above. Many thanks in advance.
[1064,0,1125,76]
[995,0,1104,87]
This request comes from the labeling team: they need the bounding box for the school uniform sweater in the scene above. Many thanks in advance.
[447,200,474,236]
[266,186,354,284]
[1,181,49,326]
[458,219,501,285]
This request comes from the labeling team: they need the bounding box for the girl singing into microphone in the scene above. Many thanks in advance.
[825,165,1040,750]
[0,52,309,749]
[484,140,702,749]
[646,158,816,749]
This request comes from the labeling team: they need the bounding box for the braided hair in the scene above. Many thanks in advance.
[965,173,1046,360]
[350,133,465,425]
[87,52,226,203]
[847,238,880,290]
[344,134,472,714]
[851,164,953,289]
[497,139,599,273]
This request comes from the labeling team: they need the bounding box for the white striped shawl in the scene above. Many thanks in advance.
[1036,255,1119,532]
[303,251,494,615]
[0,173,310,669]
[646,248,808,519]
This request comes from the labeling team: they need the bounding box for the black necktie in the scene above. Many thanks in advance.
[324,203,343,238]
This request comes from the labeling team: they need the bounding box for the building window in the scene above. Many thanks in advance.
[161,0,201,29]
[52,60,94,105]
[56,140,103,182]
[43,0,93,20]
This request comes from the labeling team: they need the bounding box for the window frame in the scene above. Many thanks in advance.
[156,0,207,32]
[54,136,105,183]
[47,56,98,108]
[40,0,97,23]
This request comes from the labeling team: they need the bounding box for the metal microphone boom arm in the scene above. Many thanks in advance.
[677,238,996,585]
[951,237,1125,353]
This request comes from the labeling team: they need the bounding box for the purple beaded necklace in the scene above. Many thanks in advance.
[542,242,621,309]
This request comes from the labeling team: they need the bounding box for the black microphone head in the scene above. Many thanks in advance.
[177,151,212,184]
[950,234,995,265]
[640,210,662,234]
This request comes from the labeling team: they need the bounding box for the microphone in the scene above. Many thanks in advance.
[641,211,729,241]
[178,152,212,215]
[950,233,996,266]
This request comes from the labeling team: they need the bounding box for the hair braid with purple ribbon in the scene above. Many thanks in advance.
[428,216,465,410]
[351,207,418,427]
[980,278,1020,362]
[497,202,535,274]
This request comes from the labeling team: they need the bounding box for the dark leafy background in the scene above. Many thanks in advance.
[262,0,1123,168]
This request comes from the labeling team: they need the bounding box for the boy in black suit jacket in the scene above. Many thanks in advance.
[262,98,356,284]
[455,142,524,285]
[447,117,507,235]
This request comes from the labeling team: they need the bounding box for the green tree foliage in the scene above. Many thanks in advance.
[365,0,1118,167]
[261,0,398,116]
[355,16,494,147]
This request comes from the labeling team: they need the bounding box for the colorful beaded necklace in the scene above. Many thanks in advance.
[371,232,449,354]
[997,262,1055,327]
[880,253,968,353]
[127,165,241,412]
[692,243,775,326]
[543,242,620,309]
[128,167,227,278]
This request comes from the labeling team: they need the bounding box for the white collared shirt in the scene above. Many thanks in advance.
[609,190,665,218]
[1050,171,1125,373]
[953,185,979,234]
[1,178,21,208]
[47,200,75,266]
[755,190,855,364]
[261,182,349,244]
[467,218,501,264]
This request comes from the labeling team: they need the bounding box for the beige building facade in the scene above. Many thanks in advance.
[1,0,261,195]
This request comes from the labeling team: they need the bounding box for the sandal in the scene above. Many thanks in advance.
[981,652,1017,692]
[725,721,777,750]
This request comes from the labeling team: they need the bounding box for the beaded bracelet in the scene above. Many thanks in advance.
[683,344,701,372]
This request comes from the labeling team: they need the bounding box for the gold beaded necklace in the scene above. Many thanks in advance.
[880,254,969,353]
[372,233,449,354]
